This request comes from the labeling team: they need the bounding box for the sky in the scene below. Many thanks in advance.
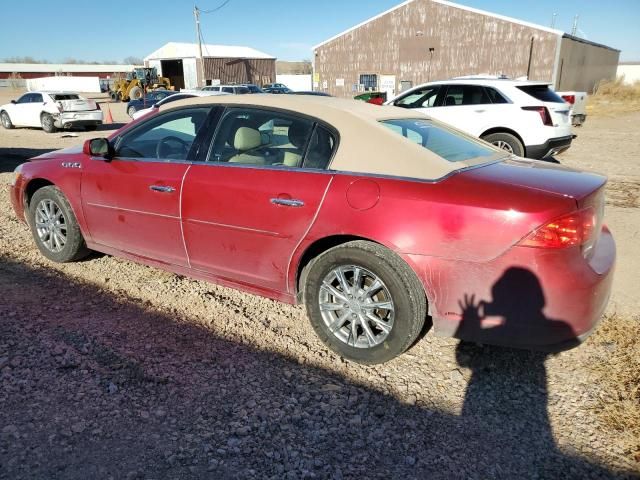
[0,0,638,63]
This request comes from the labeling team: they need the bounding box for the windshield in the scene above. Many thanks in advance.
[381,118,502,163]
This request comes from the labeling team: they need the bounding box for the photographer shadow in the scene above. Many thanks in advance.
[453,267,589,477]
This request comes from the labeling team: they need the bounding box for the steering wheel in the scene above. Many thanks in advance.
[156,136,190,159]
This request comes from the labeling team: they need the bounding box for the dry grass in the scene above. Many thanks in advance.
[587,314,640,464]
[588,77,640,117]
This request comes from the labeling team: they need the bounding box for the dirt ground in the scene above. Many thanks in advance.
[0,89,639,479]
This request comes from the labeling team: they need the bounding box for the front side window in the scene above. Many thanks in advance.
[209,108,335,169]
[30,94,43,103]
[117,107,212,160]
[442,85,491,106]
[395,86,440,109]
[16,94,32,104]
[381,118,501,163]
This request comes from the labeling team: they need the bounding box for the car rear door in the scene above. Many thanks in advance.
[81,105,215,267]
[181,106,336,292]
[426,84,497,136]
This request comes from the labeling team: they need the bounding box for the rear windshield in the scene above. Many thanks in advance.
[381,118,500,163]
[51,94,79,101]
[517,85,565,103]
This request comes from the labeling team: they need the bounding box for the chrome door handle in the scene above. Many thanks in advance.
[149,185,175,193]
[270,198,304,207]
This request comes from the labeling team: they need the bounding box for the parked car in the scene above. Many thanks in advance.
[131,91,229,120]
[263,83,288,90]
[354,91,387,105]
[126,90,177,118]
[264,86,292,94]
[241,84,265,94]
[202,85,250,94]
[557,91,588,126]
[10,95,615,364]
[385,79,574,159]
[0,91,103,133]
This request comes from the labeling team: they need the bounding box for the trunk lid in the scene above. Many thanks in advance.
[468,158,607,202]
[50,94,98,112]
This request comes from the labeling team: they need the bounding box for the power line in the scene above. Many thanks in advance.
[200,0,231,14]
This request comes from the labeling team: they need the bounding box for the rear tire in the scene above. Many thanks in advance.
[303,240,427,364]
[481,132,524,157]
[40,113,57,133]
[28,186,90,263]
[1,111,14,129]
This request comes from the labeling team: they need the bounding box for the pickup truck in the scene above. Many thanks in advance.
[557,91,587,126]
[0,91,103,133]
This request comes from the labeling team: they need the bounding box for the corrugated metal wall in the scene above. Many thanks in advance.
[203,58,276,86]
[314,0,560,97]
[556,36,620,92]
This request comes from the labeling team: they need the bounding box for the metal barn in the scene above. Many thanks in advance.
[144,42,276,90]
[313,0,620,97]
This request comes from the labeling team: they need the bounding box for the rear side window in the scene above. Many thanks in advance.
[51,94,79,101]
[222,87,234,94]
[485,87,509,104]
[517,85,565,103]
[443,85,491,106]
[381,118,499,163]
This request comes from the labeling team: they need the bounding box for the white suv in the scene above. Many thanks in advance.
[385,79,573,159]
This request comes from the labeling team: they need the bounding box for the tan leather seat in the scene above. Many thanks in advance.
[228,127,266,165]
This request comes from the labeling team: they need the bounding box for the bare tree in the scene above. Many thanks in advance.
[123,56,144,65]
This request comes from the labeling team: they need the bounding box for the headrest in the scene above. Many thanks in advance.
[234,127,262,151]
[288,122,309,149]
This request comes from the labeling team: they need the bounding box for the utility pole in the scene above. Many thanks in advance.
[194,5,205,87]
[571,15,579,35]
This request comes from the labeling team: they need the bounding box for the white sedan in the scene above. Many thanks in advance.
[0,91,103,133]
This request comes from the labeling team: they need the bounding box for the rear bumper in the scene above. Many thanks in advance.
[54,110,103,128]
[406,227,615,350]
[526,135,573,159]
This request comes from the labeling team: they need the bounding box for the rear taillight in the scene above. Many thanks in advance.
[522,106,553,126]
[519,208,597,249]
[561,94,575,105]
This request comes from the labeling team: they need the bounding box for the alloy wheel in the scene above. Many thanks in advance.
[318,265,395,349]
[493,140,514,153]
[34,199,67,253]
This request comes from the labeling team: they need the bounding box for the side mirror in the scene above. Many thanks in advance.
[83,138,113,160]
[10,100,16,104]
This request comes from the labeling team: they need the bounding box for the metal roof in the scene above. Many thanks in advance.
[0,63,140,73]
[313,0,564,50]
[145,42,275,61]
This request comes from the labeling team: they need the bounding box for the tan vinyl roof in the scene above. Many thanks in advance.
[161,95,504,181]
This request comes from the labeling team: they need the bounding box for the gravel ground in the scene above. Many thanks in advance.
[0,92,639,479]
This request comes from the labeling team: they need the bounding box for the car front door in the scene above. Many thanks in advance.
[81,105,215,267]
[10,93,34,126]
[181,107,336,292]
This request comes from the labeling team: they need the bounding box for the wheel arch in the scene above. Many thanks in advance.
[24,178,55,209]
[292,234,431,309]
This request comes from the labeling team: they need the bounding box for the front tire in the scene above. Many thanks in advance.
[40,113,57,133]
[481,132,524,157]
[303,241,427,364]
[1,111,14,129]
[28,186,90,263]
[128,86,143,101]
[127,106,137,117]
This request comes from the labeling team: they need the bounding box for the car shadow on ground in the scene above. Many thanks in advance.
[0,256,632,479]
[0,148,56,173]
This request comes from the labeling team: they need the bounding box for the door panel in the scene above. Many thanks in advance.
[182,166,332,291]
[81,159,189,266]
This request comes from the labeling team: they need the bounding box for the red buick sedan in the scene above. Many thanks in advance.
[10,95,615,364]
